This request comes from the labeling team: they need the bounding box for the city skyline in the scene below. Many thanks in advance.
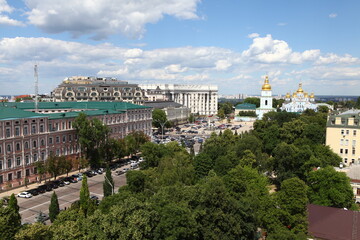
[0,0,359,96]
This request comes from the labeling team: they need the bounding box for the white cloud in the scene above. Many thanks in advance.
[0,15,25,26]
[0,36,359,95]
[0,0,25,26]
[0,0,13,13]
[277,22,287,26]
[247,33,259,38]
[25,0,201,39]
[329,13,337,18]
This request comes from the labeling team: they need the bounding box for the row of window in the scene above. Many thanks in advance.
[341,129,357,136]
[0,153,42,170]
[340,148,356,155]
[0,168,33,184]
[2,124,45,138]
[340,139,356,146]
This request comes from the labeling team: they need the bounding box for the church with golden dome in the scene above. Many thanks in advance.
[256,76,275,119]
[281,83,318,112]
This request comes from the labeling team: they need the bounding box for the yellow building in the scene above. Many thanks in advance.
[326,110,360,166]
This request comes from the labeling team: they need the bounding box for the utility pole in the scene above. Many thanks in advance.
[34,64,39,112]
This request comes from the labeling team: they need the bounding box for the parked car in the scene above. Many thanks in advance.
[123,168,130,172]
[63,177,77,183]
[115,170,125,176]
[53,180,65,187]
[17,192,32,198]
[71,174,82,181]
[36,186,46,194]
[48,182,58,189]
[27,189,39,196]
[60,178,70,185]
[84,171,93,178]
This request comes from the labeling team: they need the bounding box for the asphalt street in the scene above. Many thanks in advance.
[17,168,127,224]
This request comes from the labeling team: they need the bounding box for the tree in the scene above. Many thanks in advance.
[152,109,168,128]
[8,193,20,213]
[244,97,260,108]
[46,153,64,180]
[307,166,355,209]
[80,175,90,216]
[15,223,52,240]
[0,206,22,239]
[49,192,60,223]
[276,177,308,234]
[103,167,114,197]
[188,113,195,123]
[34,161,46,183]
[73,113,110,168]
[62,158,73,176]
[127,170,146,193]
[194,153,213,180]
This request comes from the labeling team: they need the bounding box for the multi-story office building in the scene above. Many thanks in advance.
[0,102,152,190]
[52,76,146,105]
[326,110,360,166]
[140,84,218,115]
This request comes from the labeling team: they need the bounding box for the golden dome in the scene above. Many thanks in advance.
[304,92,308,98]
[285,93,291,98]
[297,83,304,93]
[262,76,272,91]
[310,93,314,98]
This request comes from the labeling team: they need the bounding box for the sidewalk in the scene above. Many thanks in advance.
[0,169,84,199]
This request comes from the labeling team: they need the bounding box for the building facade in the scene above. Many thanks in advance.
[0,102,152,190]
[52,76,146,105]
[256,76,275,119]
[144,101,191,124]
[326,110,360,166]
[140,84,218,115]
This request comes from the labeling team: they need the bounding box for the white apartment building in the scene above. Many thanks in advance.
[140,84,218,115]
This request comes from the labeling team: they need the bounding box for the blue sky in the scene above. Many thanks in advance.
[0,0,359,96]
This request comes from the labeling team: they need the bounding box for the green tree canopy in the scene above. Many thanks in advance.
[49,192,60,223]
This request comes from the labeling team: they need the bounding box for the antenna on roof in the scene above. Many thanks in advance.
[34,64,39,112]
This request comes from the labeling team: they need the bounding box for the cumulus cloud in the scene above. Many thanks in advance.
[24,0,201,39]
[329,13,337,18]
[0,36,359,95]
[247,33,259,38]
[0,0,25,26]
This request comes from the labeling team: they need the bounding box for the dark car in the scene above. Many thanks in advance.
[53,180,65,187]
[27,189,39,196]
[64,177,77,183]
[36,186,46,194]
[45,184,54,191]
[48,182,59,189]
[84,171,93,178]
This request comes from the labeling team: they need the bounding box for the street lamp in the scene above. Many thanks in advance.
[104,174,114,195]
[154,119,169,141]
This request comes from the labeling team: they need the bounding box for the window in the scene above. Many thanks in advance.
[24,126,28,135]
[32,125,36,134]
[353,149,356,155]
[15,127,20,136]
[49,137,53,144]
[6,128,10,137]
[7,144,11,152]
[41,139,45,146]
[340,149,343,154]
[345,149,348,154]
[353,140,357,146]
[357,188,360,195]
[341,129,345,135]
[8,173,12,181]
[354,130,357,136]
[16,143,20,151]
[7,158,12,168]
[345,139,349,146]
[56,136,60,143]
[40,124,44,132]
[16,157,21,166]
[41,152,45,160]
[346,130,349,135]
[24,142,29,149]
[33,154,38,162]
[17,171,21,179]
[0,146,1,154]
[62,135,66,142]
[0,161,2,170]
[62,122,65,130]
[69,135,72,141]
[0,175,3,184]
[25,156,30,165]
[26,169,30,176]
[33,140,37,148]
[56,149,60,156]
[344,158,348,163]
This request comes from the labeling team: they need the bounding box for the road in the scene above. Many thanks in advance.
[17,168,127,224]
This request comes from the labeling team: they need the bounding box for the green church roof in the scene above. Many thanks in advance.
[235,103,256,110]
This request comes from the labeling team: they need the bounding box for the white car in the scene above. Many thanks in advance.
[17,192,32,198]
